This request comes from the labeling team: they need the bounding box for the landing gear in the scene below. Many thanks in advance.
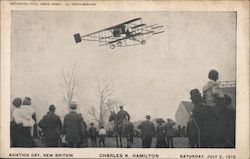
[110,44,115,49]
[117,41,122,47]
[141,40,146,45]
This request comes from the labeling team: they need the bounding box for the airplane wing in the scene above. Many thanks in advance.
[107,30,154,45]
[133,24,165,37]
[107,33,142,44]
[131,24,146,29]
[75,18,143,43]
[120,18,142,25]
[74,18,165,48]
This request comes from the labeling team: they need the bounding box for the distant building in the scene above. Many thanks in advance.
[175,101,194,127]
[175,81,236,127]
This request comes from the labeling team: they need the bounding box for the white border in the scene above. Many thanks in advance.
[1,1,249,158]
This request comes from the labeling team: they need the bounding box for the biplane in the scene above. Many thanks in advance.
[74,18,164,49]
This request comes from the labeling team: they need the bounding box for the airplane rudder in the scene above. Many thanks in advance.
[74,33,82,43]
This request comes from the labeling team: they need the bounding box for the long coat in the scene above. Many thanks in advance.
[63,111,84,143]
[186,119,199,140]
[117,110,130,122]
[155,125,167,148]
[165,122,175,137]
[38,112,62,145]
[138,120,155,138]
[138,120,155,148]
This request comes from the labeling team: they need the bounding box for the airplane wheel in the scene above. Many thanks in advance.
[117,41,122,47]
[141,40,146,45]
[110,44,115,49]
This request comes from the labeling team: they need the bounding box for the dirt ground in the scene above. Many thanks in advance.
[35,137,189,148]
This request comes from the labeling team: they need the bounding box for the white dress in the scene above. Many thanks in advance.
[12,105,35,136]
[20,105,35,127]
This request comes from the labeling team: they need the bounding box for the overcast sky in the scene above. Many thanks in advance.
[11,11,236,122]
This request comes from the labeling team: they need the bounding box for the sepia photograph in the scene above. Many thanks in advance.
[10,11,236,148]
[1,0,249,159]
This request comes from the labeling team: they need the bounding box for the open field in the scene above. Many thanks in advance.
[93,137,189,148]
[35,137,189,148]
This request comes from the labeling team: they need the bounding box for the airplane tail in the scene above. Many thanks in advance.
[74,33,82,43]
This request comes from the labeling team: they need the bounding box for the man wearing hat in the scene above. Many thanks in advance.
[138,115,155,148]
[117,105,130,123]
[190,89,206,124]
[38,105,62,147]
[165,118,175,148]
[190,88,216,148]
[62,102,84,148]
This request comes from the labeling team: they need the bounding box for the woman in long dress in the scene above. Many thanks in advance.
[155,118,167,148]
[11,98,23,147]
[11,97,36,147]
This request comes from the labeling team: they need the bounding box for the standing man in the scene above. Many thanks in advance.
[165,119,175,148]
[138,115,155,148]
[38,105,62,147]
[62,102,84,148]
[190,89,207,147]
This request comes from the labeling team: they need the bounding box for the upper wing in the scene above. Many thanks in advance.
[119,18,142,25]
[74,18,143,43]
[78,18,142,39]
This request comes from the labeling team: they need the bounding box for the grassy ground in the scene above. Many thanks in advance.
[91,137,189,148]
[35,137,189,148]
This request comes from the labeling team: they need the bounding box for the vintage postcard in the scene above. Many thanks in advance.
[0,0,249,159]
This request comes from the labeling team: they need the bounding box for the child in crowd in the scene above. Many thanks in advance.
[98,126,106,147]
[88,123,97,147]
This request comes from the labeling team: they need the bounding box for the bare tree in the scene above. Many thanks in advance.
[95,75,115,127]
[88,106,99,122]
[88,97,122,127]
[60,63,78,111]
[104,97,122,112]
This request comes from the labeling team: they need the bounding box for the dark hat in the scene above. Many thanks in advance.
[90,122,94,126]
[12,98,22,107]
[23,96,31,105]
[69,101,78,109]
[119,105,123,109]
[208,69,219,80]
[24,96,31,101]
[49,104,56,112]
[146,115,151,119]
[156,118,165,123]
[190,89,201,97]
